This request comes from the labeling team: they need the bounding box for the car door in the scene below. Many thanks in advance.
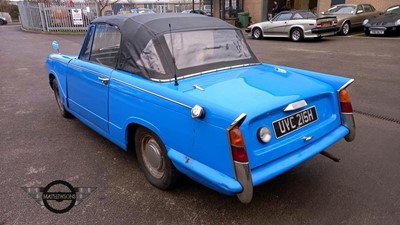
[353,4,368,28]
[264,12,293,36]
[67,24,121,132]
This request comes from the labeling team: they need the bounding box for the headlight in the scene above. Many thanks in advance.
[363,19,368,26]
[395,19,400,26]
[257,127,272,143]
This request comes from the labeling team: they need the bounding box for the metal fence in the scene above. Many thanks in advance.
[18,2,98,33]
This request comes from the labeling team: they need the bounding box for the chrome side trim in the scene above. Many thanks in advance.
[69,64,109,78]
[112,78,192,109]
[284,100,308,112]
[150,63,262,83]
[234,161,253,204]
[49,58,68,65]
[338,78,354,91]
[341,113,356,142]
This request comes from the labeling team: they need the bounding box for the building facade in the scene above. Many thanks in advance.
[212,0,400,24]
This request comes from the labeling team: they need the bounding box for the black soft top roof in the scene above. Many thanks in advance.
[91,14,256,80]
[92,13,237,39]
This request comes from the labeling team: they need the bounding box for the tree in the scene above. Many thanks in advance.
[0,0,20,20]
[87,0,120,16]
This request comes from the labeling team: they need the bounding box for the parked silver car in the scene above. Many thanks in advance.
[321,4,380,35]
[245,10,338,42]
[0,16,7,25]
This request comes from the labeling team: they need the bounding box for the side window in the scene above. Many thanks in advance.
[274,13,292,21]
[88,24,121,68]
[356,5,364,14]
[293,13,302,19]
[363,5,373,12]
[81,27,94,60]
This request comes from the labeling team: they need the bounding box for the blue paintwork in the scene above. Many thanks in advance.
[46,35,354,197]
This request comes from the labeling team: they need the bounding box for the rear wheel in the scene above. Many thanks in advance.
[52,79,73,118]
[252,28,263,39]
[135,127,178,190]
[341,22,350,35]
[290,28,304,42]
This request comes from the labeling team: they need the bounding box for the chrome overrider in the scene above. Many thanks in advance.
[342,113,355,142]
[227,113,253,204]
[339,79,356,142]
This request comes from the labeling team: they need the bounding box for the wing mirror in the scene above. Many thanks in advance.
[356,10,364,14]
[52,40,60,53]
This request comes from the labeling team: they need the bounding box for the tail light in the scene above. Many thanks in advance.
[339,89,353,113]
[229,127,248,163]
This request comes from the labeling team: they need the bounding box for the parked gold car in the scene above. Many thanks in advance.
[322,4,380,35]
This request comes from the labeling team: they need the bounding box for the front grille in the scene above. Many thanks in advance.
[372,22,387,26]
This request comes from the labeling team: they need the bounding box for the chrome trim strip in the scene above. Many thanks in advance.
[69,64,109,78]
[49,58,68,65]
[341,113,356,142]
[234,161,253,204]
[227,113,247,131]
[338,78,354,91]
[284,100,308,112]
[112,78,192,109]
[150,63,262,83]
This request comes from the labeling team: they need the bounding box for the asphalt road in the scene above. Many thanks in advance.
[1,24,399,225]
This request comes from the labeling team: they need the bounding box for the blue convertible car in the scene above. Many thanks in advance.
[46,13,355,203]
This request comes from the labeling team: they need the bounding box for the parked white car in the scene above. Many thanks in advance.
[246,10,338,42]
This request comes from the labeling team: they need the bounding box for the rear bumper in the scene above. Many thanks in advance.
[252,125,349,186]
[311,26,339,34]
[168,124,350,199]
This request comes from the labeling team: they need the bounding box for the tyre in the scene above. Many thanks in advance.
[135,127,178,190]
[341,22,350,35]
[0,20,4,25]
[52,79,73,118]
[290,28,304,42]
[252,28,263,39]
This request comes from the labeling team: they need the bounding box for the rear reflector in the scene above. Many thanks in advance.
[229,127,248,163]
[339,89,353,113]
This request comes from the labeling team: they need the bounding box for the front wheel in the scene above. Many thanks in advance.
[135,127,178,190]
[290,28,304,42]
[52,79,73,118]
[252,28,263,39]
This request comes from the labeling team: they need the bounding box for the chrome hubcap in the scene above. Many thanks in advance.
[343,24,349,34]
[254,29,261,38]
[141,136,164,179]
[292,30,300,40]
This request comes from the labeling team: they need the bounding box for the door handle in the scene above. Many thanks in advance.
[98,77,110,85]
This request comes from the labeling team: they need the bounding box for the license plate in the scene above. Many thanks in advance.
[322,22,330,27]
[273,106,318,139]
[370,30,384,35]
